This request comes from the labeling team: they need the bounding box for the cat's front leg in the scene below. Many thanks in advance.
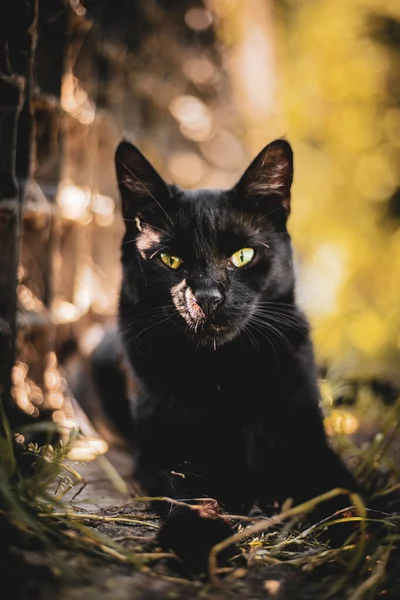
[287,442,362,543]
[137,466,237,575]
[259,432,362,544]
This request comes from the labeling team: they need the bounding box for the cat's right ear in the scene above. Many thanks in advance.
[115,141,169,220]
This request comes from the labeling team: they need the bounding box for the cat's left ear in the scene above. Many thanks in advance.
[233,139,293,218]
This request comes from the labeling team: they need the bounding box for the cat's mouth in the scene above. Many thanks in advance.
[171,279,238,343]
[209,323,229,333]
[185,312,232,338]
[196,321,239,346]
[189,315,237,343]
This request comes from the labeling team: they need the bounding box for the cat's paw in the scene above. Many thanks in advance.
[158,505,237,577]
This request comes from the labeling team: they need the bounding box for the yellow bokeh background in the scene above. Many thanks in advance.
[232,0,400,383]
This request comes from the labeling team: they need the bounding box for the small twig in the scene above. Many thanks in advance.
[124,495,268,523]
[71,480,87,501]
[100,512,159,521]
[39,512,159,529]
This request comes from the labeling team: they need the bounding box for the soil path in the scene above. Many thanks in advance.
[13,447,316,600]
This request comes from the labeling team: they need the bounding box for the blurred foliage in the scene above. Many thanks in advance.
[273,0,400,385]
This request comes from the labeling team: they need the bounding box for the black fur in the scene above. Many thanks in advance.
[113,139,360,574]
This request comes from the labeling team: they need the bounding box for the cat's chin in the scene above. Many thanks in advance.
[187,323,239,347]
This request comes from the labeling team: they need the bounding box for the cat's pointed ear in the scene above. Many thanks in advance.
[234,139,293,218]
[115,141,169,219]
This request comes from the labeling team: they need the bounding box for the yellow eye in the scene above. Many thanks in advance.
[160,252,183,270]
[230,248,254,268]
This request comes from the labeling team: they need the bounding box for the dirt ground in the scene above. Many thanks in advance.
[6,446,342,600]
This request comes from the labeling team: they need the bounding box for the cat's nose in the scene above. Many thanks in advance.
[194,288,224,316]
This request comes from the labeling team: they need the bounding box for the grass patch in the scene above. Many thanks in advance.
[1,387,400,599]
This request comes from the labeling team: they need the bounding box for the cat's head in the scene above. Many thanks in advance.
[116,139,295,347]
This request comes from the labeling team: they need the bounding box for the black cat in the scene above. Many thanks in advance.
[112,138,359,574]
